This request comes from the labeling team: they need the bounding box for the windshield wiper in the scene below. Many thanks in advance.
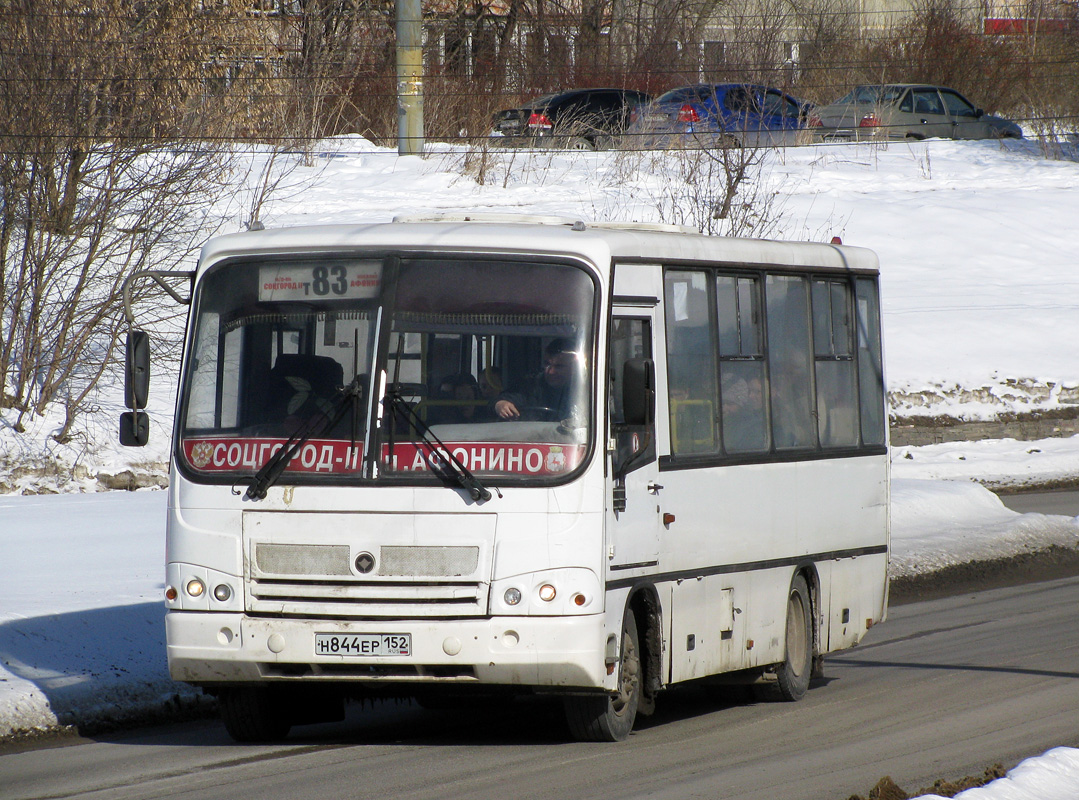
[383,388,493,503]
[244,377,365,501]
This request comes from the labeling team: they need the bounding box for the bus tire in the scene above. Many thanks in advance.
[563,608,640,741]
[772,574,814,702]
[218,687,292,743]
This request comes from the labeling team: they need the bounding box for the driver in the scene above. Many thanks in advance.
[494,338,580,421]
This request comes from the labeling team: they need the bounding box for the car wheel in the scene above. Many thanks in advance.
[565,136,596,151]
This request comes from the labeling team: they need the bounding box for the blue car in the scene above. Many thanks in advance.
[626,84,813,148]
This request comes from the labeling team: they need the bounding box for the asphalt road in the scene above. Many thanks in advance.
[999,489,1079,516]
[3,576,1078,800]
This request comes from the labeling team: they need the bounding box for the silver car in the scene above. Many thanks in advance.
[810,84,1023,141]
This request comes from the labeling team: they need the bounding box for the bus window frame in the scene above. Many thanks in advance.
[173,251,605,491]
[657,262,886,473]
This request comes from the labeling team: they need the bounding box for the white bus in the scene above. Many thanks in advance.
[121,215,889,742]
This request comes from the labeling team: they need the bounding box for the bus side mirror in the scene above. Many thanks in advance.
[119,411,150,447]
[623,358,655,426]
[120,330,150,446]
[125,330,150,410]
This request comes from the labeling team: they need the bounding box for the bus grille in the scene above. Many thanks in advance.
[246,577,486,618]
[246,542,488,618]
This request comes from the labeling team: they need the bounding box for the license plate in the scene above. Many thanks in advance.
[315,633,411,657]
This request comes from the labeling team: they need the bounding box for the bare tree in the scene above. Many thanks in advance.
[1006,0,1079,150]
[286,0,396,141]
[787,0,864,103]
[0,0,267,442]
[883,0,1023,108]
[608,0,726,87]
[627,137,786,238]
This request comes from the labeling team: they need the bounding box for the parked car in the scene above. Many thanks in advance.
[625,84,813,148]
[491,88,652,150]
[809,84,1023,141]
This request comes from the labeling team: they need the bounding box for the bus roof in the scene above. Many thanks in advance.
[197,217,879,277]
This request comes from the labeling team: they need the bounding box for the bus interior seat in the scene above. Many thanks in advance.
[671,398,716,453]
[267,353,344,418]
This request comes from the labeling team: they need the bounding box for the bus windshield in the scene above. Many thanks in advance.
[177,254,596,487]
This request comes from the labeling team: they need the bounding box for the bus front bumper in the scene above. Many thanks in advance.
[166,611,609,690]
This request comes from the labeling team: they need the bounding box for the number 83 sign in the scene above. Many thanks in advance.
[259,261,382,301]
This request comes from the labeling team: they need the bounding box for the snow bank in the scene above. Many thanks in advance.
[890,478,1079,577]
[914,747,1079,800]
[892,435,1079,489]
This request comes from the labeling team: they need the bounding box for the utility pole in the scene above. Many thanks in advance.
[396,0,425,155]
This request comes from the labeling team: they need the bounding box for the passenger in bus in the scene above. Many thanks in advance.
[430,373,491,424]
[722,376,750,418]
[770,360,816,448]
[478,366,503,400]
[817,374,859,447]
[495,338,581,421]
[722,375,768,452]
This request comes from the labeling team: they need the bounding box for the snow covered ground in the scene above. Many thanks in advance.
[2,136,1079,796]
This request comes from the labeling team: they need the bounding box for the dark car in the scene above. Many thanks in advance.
[626,84,813,148]
[809,84,1023,141]
[491,88,652,150]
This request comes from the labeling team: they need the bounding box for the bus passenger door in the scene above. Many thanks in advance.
[608,312,663,569]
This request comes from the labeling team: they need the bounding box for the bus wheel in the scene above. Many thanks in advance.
[218,687,292,742]
[563,608,640,741]
[772,574,813,701]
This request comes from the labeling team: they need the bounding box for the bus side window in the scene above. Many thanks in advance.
[765,275,816,449]
[610,317,655,473]
[855,278,886,446]
[812,279,859,447]
[716,275,769,454]
[664,270,719,455]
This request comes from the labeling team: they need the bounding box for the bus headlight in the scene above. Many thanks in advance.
[167,563,242,611]
[490,568,599,615]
